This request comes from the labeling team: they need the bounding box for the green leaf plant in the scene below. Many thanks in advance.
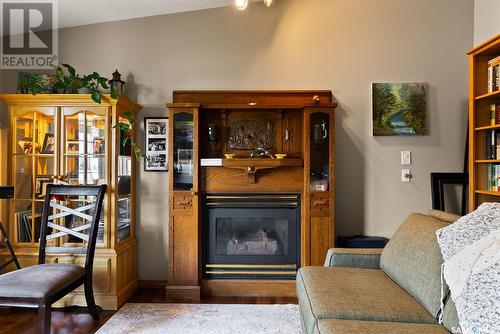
[17,73,45,94]
[113,110,145,164]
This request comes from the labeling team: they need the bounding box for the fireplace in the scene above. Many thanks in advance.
[203,194,300,279]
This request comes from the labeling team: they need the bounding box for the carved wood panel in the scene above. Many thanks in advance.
[228,119,275,150]
[173,195,193,211]
[310,192,330,214]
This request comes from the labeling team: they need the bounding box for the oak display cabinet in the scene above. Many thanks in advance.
[0,94,141,310]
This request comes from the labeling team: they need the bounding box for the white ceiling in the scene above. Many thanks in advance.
[59,0,250,29]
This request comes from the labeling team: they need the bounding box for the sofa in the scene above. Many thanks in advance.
[297,210,462,334]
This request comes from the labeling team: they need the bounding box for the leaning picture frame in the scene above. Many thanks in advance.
[144,117,169,172]
[41,133,55,154]
[66,140,80,154]
[35,175,52,198]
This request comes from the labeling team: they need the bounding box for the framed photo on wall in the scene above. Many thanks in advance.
[144,117,169,172]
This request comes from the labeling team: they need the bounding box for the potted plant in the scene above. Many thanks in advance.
[82,71,117,104]
[51,64,83,93]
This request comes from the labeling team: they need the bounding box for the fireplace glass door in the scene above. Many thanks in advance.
[204,194,300,279]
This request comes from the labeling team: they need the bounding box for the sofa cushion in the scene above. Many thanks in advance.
[427,210,460,224]
[0,264,85,298]
[314,320,450,334]
[380,213,449,317]
[442,297,461,333]
[297,267,437,334]
[324,248,383,269]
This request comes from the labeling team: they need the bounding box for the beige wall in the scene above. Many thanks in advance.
[474,0,500,45]
[0,0,474,280]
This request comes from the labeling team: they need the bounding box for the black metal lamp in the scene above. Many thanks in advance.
[108,69,125,96]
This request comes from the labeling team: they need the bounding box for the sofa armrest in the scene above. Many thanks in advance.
[324,248,383,269]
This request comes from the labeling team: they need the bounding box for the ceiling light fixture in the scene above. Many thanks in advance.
[235,0,248,10]
[263,0,272,7]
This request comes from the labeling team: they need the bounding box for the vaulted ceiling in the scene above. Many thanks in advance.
[59,0,254,28]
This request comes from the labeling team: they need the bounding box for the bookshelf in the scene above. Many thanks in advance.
[468,34,500,210]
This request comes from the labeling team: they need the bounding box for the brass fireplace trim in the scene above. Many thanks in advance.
[206,195,299,200]
[206,264,297,269]
[206,271,297,276]
[206,202,298,206]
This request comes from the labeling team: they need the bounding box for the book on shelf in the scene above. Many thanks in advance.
[485,129,499,159]
[487,56,500,93]
[487,164,500,191]
[490,103,500,125]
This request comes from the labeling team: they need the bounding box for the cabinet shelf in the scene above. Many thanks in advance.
[475,124,500,131]
[475,159,500,163]
[475,190,500,197]
[13,153,54,157]
[475,90,500,101]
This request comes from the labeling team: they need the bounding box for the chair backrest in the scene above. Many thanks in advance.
[38,184,107,272]
[0,222,20,271]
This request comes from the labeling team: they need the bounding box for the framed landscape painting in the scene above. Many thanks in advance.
[372,82,427,136]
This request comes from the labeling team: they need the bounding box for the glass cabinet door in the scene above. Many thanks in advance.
[62,107,108,245]
[117,116,132,242]
[173,112,194,190]
[309,112,330,192]
[62,107,107,186]
[12,107,56,245]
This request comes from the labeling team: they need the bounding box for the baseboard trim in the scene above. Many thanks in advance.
[165,285,201,301]
[201,279,297,298]
[139,280,168,289]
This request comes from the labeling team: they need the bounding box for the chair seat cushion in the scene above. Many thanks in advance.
[314,320,450,334]
[0,264,86,299]
[297,267,437,334]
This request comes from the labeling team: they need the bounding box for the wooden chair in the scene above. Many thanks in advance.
[0,184,107,334]
[0,223,21,271]
[0,186,20,271]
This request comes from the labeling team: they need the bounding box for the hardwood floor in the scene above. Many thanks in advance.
[0,288,298,334]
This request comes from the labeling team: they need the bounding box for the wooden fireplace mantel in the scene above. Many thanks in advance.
[166,90,336,300]
[221,158,304,183]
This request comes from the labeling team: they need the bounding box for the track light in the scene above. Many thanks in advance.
[235,0,248,10]
[235,0,273,10]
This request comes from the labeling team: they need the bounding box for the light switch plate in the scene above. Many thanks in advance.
[401,151,411,165]
[402,169,412,183]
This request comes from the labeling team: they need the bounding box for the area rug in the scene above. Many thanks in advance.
[96,303,301,334]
